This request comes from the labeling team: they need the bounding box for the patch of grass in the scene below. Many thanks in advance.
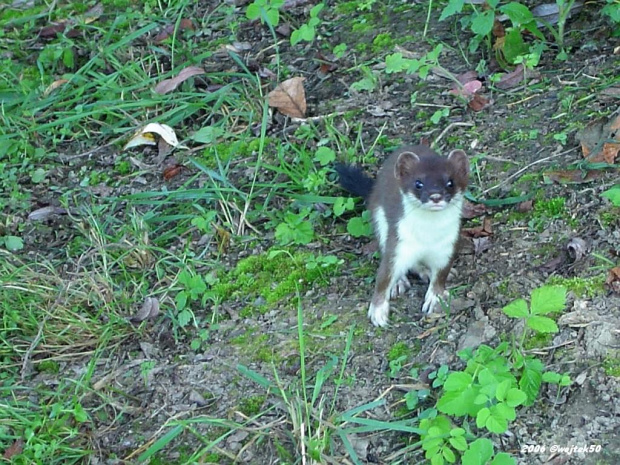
[547,275,606,298]
[603,357,620,377]
[211,250,341,317]
[239,395,267,416]
[387,341,411,362]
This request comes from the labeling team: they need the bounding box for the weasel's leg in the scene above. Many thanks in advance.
[368,257,395,327]
[421,264,452,315]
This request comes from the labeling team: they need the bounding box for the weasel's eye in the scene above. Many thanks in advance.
[415,180,424,189]
[446,179,454,188]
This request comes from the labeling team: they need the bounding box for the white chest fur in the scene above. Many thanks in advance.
[375,193,463,281]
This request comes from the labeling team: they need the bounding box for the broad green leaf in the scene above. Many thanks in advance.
[471,10,495,36]
[505,388,527,407]
[495,380,511,402]
[450,427,465,437]
[527,315,559,333]
[485,407,508,433]
[246,3,260,19]
[4,236,23,252]
[462,438,494,465]
[315,146,335,166]
[191,126,223,143]
[347,217,372,237]
[476,407,490,429]
[542,371,561,383]
[502,28,528,65]
[502,298,528,318]
[439,0,464,21]
[500,2,534,25]
[438,388,478,416]
[520,358,543,406]
[310,3,324,16]
[431,453,445,465]
[449,436,468,451]
[443,371,473,391]
[266,8,279,26]
[530,285,566,314]
[443,446,456,463]
[491,453,517,465]
[385,53,409,73]
[175,291,188,311]
[178,308,192,327]
[494,402,516,421]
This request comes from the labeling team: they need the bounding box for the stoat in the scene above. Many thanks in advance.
[336,145,469,327]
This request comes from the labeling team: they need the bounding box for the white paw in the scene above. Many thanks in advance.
[390,276,411,299]
[368,300,390,327]
[421,289,449,315]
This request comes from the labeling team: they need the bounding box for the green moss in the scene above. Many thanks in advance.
[603,357,620,377]
[37,360,60,374]
[547,275,605,298]
[387,341,410,362]
[372,33,394,52]
[534,197,565,217]
[239,395,266,416]
[599,210,620,228]
[523,331,553,350]
[212,250,340,317]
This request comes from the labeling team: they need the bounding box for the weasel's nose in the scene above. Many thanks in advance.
[430,193,443,203]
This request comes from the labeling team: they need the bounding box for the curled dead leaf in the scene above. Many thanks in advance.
[123,123,180,151]
[154,66,205,95]
[154,19,195,43]
[268,77,306,118]
[543,169,602,184]
[163,164,184,180]
[577,114,620,163]
[462,216,493,238]
[130,297,160,322]
[43,79,69,96]
[566,237,587,262]
[468,93,490,112]
[605,267,620,293]
[495,64,540,90]
[28,206,68,221]
[517,200,533,212]
[462,200,487,219]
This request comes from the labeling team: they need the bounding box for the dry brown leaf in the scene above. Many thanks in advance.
[543,169,602,184]
[567,237,587,262]
[39,3,102,38]
[28,206,68,221]
[43,79,69,96]
[577,114,620,163]
[492,18,505,38]
[163,164,184,180]
[495,64,539,90]
[154,66,205,95]
[462,200,487,219]
[3,440,23,460]
[606,267,620,293]
[154,18,195,43]
[268,77,306,118]
[517,199,533,212]
[462,216,493,238]
[468,93,490,111]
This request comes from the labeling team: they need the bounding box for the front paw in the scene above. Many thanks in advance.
[421,289,449,314]
[368,300,390,327]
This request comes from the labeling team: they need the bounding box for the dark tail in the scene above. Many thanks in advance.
[334,164,374,200]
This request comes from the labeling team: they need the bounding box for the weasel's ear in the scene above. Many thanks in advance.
[395,151,420,180]
[448,149,469,178]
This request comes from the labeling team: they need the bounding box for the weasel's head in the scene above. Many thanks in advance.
[395,149,469,211]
